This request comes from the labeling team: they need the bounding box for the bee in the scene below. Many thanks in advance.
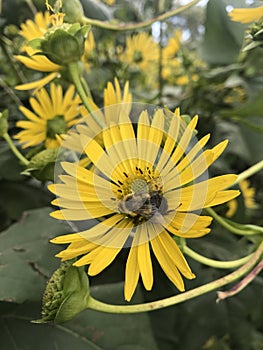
[118,186,169,224]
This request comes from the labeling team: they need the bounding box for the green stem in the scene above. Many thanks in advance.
[86,241,263,314]
[24,0,37,15]
[232,160,263,186]
[81,0,200,31]
[3,133,29,166]
[184,245,252,269]
[68,62,104,128]
[205,207,261,236]
[80,77,93,100]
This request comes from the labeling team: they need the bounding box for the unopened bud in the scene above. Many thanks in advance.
[34,260,90,324]
[22,147,59,181]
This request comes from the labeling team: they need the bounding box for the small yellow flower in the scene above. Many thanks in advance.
[14,83,82,149]
[120,32,159,71]
[15,11,61,91]
[162,30,181,60]
[82,31,96,73]
[239,180,257,209]
[229,6,263,24]
[226,179,257,217]
[49,108,239,301]
[19,11,51,42]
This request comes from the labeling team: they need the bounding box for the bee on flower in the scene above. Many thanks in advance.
[49,106,239,301]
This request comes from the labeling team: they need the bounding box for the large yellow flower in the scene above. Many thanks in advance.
[229,5,263,23]
[14,83,82,149]
[120,32,159,71]
[49,108,239,301]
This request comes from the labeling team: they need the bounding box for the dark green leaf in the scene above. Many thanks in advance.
[0,207,72,303]
[0,142,24,181]
[0,302,102,350]
[0,181,52,220]
[201,0,245,64]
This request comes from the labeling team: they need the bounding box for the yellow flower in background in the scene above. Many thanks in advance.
[229,5,263,23]
[82,31,96,73]
[63,77,132,153]
[15,11,61,91]
[19,11,51,42]
[14,83,82,149]
[49,108,239,301]
[120,32,159,71]
[162,30,181,60]
[226,179,257,217]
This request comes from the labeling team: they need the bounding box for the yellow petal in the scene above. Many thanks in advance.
[15,72,59,91]
[125,245,140,301]
[158,231,195,278]
[136,225,153,290]
[229,6,263,23]
[150,227,185,291]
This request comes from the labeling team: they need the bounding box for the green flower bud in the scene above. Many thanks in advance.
[40,24,91,65]
[62,0,85,24]
[34,260,90,324]
[22,147,59,181]
[0,110,9,137]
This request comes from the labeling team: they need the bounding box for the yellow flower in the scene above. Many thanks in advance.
[239,180,257,209]
[19,11,51,42]
[49,108,239,301]
[229,6,263,24]
[163,30,181,60]
[14,83,82,149]
[120,32,159,71]
[226,179,257,217]
[82,31,96,73]
[63,77,132,153]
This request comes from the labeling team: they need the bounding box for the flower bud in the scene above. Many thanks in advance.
[22,147,59,181]
[40,24,91,65]
[34,260,90,324]
[0,110,9,137]
[62,0,85,24]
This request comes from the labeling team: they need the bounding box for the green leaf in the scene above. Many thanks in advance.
[0,302,102,350]
[0,207,72,303]
[80,0,113,20]
[201,0,245,64]
[0,181,52,220]
[0,142,24,181]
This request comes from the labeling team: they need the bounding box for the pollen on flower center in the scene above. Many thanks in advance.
[46,115,68,139]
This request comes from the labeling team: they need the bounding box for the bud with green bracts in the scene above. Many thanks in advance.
[39,24,91,65]
[34,260,90,324]
[22,148,59,181]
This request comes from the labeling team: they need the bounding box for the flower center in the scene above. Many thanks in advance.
[46,115,68,139]
[117,166,168,224]
[133,50,143,63]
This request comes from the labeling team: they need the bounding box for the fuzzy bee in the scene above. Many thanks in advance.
[118,187,169,224]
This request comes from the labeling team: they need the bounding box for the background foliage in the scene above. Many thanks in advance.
[0,0,262,349]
